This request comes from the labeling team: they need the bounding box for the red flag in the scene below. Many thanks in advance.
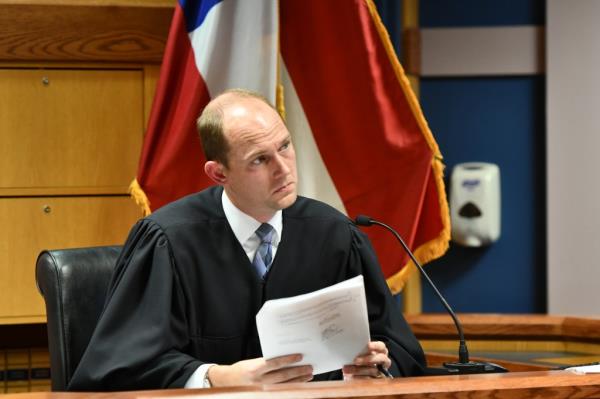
[131,0,450,293]
[279,0,449,292]
[130,6,209,213]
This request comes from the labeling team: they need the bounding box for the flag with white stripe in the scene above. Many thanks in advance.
[130,0,450,293]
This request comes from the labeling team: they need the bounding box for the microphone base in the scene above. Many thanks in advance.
[443,361,509,374]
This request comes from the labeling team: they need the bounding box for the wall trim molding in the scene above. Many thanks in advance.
[0,1,174,63]
[406,26,545,77]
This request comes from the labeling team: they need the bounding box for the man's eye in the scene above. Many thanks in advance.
[280,142,289,151]
[252,156,265,165]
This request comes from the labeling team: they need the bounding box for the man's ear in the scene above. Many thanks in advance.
[204,161,227,185]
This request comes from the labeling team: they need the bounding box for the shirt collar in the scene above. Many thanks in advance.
[221,190,282,246]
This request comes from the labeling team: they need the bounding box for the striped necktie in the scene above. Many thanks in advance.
[252,223,274,279]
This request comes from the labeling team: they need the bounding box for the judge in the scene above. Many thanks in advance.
[68,89,426,391]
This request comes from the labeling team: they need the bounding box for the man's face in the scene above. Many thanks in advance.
[219,97,298,222]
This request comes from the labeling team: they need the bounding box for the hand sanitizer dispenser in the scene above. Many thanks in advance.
[450,162,500,247]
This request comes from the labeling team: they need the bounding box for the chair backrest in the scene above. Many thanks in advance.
[35,246,122,391]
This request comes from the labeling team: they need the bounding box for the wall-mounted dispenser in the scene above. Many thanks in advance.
[450,162,500,247]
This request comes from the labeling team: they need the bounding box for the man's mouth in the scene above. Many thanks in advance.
[274,182,294,194]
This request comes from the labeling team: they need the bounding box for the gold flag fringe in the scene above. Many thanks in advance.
[365,0,451,294]
[127,0,450,294]
[129,178,152,217]
[276,82,286,120]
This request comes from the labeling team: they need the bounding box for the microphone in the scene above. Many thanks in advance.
[354,215,507,374]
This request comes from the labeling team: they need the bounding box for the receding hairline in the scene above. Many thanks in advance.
[196,89,280,166]
[204,89,277,118]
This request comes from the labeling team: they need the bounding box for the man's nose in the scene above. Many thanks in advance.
[272,154,290,176]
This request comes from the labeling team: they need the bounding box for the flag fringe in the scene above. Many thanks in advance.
[365,0,451,294]
[129,178,152,217]
[275,0,286,121]
[276,82,286,120]
[364,0,442,158]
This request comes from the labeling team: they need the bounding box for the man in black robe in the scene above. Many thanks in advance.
[68,89,426,391]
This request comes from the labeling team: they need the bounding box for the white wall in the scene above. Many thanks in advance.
[547,0,600,315]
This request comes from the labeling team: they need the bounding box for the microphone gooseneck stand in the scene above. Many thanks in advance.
[354,215,507,374]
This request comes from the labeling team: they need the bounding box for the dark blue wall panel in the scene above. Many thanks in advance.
[419,77,546,313]
[375,0,546,313]
[373,0,403,58]
[421,0,545,27]
[414,0,546,313]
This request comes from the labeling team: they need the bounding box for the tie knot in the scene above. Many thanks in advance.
[255,223,274,243]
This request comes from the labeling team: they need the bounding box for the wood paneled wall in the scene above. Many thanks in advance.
[0,0,174,324]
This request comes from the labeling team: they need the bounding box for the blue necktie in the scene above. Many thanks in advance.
[252,223,274,279]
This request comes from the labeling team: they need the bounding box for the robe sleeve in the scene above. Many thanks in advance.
[347,224,427,377]
[68,220,202,391]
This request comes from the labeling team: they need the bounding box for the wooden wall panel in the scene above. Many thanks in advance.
[0,196,143,324]
[0,0,167,326]
[0,1,174,63]
[0,68,144,192]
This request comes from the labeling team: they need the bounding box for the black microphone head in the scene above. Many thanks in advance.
[354,215,373,226]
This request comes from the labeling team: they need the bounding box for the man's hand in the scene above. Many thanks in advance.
[342,341,392,380]
[208,354,313,387]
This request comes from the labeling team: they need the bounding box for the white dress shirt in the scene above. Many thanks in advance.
[184,189,283,388]
[221,189,282,262]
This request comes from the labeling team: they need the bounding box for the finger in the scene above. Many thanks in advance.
[342,372,377,381]
[262,354,303,373]
[280,373,314,383]
[261,365,313,384]
[354,353,392,369]
[342,364,381,378]
[355,341,389,363]
[366,341,388,355]
[262,366,312,384]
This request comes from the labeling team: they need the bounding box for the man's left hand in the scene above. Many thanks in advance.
[342,341,392,380]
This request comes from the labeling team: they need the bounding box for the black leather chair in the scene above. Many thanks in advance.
[35,246,122,391]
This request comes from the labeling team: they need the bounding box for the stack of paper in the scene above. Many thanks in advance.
[256,275,370,374]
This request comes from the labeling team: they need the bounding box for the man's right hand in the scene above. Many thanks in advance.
[207,354,313,387]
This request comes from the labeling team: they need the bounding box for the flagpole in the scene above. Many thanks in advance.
[401,0,422,315]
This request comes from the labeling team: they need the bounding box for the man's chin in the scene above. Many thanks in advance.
[277,192,298,210]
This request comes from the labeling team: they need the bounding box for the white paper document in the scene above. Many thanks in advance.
[256,275,370,375]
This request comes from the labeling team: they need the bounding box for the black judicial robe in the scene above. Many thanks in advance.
[68,186,426,391]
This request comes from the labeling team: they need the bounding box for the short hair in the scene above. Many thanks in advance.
[197,88,276,167]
